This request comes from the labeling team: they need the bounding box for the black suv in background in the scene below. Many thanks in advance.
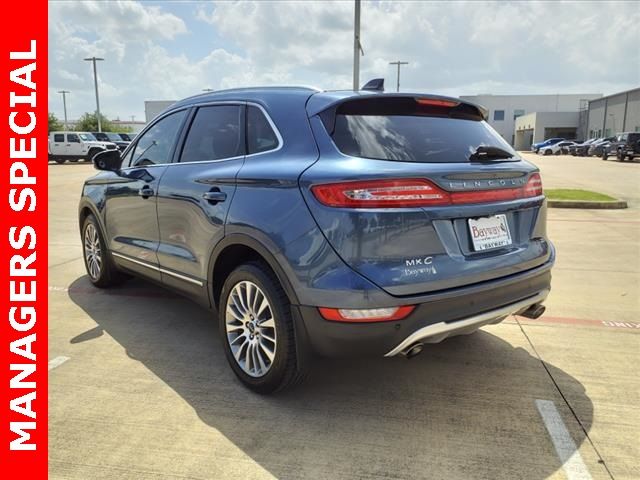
[92,132,131,151]
[603,132,640,161]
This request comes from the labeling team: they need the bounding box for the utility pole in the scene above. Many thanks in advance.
[57,90,70,130]
[84,57,104,132]
[389,61,409,92]
[130,115,135,122]
[353,0,364,90]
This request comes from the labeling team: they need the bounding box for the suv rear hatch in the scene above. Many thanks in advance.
[300,95,552,297]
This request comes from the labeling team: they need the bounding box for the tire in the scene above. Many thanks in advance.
[543,149,551,156]
[81,214,126,288]
[53,157,65,164]
[616,150,625,162]
[219,261,306,393]
[87,148,101,162]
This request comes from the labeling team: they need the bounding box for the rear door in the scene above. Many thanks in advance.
[104,109,188,280]
[156,103,245,296]
[301,96,550,296]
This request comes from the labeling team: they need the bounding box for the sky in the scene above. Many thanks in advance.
[48,0,640,122]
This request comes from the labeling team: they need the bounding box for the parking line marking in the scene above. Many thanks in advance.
[48,356,70,371]
[535,399,592,480]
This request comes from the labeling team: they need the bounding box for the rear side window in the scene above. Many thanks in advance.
[53,134,64,142]
[247,105,279,154]
[328,97,516,163]
[181,105,244,162]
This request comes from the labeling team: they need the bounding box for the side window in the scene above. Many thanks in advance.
[247,105,279,154]
[67,133,80,143]
[493,110,505,121]
[130,110,187,167]
[53,134,64,142]
[180,105,244,162]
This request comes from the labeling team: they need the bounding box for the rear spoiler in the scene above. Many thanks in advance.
[307,91,489,120]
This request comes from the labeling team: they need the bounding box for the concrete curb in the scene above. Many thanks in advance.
[547,199,628,209]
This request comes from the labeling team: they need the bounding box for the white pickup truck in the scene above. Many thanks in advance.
[48,131,118,164]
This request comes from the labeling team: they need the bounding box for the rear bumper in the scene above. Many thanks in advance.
[296,257,553,357]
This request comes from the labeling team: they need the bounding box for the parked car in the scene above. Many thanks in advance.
[570,138,597,156]
[603,132,640,161]
[48,131,117,164]
[587,137,616,157]
[532,137,564,153]
[92,131,131,151]
[117,132,135,141]
[79,85,554,393]
[540,140,577,156]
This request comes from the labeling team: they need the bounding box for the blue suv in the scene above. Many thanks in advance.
[79,86,554,393]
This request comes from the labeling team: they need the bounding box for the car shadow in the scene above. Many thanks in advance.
[67,275,594,479]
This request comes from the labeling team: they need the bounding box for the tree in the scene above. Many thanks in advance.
[75,112,114,132]
[48,112,63,132]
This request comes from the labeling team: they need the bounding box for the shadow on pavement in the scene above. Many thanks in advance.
[68,275,593,479]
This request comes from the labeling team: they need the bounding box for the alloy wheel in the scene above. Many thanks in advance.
[225,281,277,377]
[84,223,102,280]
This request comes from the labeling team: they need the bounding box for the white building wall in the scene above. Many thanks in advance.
[460,93,601,145]
[145,100,177,123]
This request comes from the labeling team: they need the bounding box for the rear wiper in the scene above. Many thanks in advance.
[469,145,515,162]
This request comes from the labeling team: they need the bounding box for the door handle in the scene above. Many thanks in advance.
[138,185,154,198]
[202,189,227,204]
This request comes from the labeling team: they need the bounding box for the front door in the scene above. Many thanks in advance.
[105,109,188,280]
[66,133,83,157]
[156,104,246,297]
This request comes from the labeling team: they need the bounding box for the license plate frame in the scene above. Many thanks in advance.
[468,214,512,251]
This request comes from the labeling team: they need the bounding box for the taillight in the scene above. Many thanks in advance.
[311,179,449,208]
[318,306,415,323]
[311,174,543,208]
[523,172,543,197]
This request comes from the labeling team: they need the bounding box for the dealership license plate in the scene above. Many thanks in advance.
[468,214,512,251]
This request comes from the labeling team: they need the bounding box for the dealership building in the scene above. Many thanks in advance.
[585,87,640,139]
[460,93,602,147]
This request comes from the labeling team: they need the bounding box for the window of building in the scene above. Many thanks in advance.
[493,110,505,121]
[180,105,244,163]
[513,109,525,120]
[247,105,279,154]
[130,110,187,167]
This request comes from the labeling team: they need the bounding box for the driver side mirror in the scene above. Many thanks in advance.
[93,149,121,172]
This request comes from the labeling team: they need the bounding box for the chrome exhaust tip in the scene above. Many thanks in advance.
[401,342,424,359]
[519,303,546,319]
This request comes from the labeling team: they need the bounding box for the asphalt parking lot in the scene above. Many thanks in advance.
[49,154,639,480]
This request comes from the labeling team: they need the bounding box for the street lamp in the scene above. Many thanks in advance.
[57,90,70,130]
[389,61,409,92]
[84,57,104,132]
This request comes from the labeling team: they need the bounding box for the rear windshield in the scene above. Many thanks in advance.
[327,97,517,163]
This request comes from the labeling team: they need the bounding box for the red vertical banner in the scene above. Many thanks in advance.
[1,0,48,477]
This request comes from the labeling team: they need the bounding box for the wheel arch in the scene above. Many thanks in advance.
[208,233,299,310]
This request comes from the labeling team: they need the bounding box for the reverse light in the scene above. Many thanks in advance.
[318,306,415,323]
[311,174,544,208]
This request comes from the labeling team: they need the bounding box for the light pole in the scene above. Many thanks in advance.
[353,0,364,90]
[84,57,104,132]
[57,90,70,130]
[389,61,409,92]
